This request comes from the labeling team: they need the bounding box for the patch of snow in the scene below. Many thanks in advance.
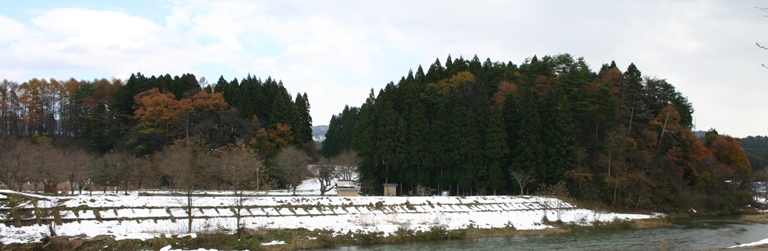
[729,237,768,248]
[155,244,220,251]
[261,240,286,246]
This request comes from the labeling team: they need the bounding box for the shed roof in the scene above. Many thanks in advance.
[337,180,356,188]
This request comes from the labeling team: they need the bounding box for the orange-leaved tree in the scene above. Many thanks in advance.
[709,135,751,182]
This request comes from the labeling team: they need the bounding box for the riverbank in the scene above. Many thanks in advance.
[3,217,672,251]
[0,190,665,250]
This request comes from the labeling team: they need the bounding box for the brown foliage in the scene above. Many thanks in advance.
[491,81,518,108]
[250,123,294,156]
[191,91,228,111]
[709,135,751,181]
[597,65,623,96]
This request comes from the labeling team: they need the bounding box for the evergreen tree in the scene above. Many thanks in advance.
[374,100,402,184]
[511,89,545,191]
[620,63,650,136]
[425,58,445,83]
[502,92,522,168]
[427,102,452,192]
[540,92,577,184]
[322,105,360,158]
[483,108,509,194]
[403,88,429,189]
[295,93,313,143]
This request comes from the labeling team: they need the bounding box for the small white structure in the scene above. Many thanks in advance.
[336,180,359,197]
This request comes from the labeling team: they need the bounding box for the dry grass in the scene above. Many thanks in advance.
[463,226,570,239]
[632,218,672,229]
[741,213,768,224]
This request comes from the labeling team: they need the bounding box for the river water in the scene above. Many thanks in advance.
[318,216,768,251]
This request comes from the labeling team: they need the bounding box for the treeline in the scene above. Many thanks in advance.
[0,73,315,191]
[323,54,754,211]
[740,135,768,170]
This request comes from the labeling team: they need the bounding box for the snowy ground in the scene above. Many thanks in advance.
[0,179,656,245]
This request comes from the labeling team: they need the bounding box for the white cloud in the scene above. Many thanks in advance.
[30,8,163,49]
[0,16,28,43]
[0,0,766,136]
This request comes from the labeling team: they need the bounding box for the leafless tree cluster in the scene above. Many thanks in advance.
[331,150,360,181]
[0,137,271,199]
[0,137,162,195]
[308,150,361,196]
[0,138,95,194]
[275,146,311,195]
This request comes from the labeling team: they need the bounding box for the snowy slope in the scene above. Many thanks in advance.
[0,179,656,244]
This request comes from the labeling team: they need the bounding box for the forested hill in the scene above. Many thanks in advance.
[740,135,768,170]
[0,73,315,192]
[323,54,754,211]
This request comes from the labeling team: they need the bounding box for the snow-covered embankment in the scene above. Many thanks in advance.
[0,190,656,244]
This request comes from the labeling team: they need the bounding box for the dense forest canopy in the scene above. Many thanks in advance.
[740,135,768,170]
[0,73,314,192]
[323,54,755,211]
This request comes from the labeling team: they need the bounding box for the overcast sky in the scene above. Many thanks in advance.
[0,1,765,137]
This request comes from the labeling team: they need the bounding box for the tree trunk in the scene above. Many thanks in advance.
[186,189,193,233]
[657,108,671,154]
[613,170,619,205]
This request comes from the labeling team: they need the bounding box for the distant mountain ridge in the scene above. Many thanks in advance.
[313,125,329,142]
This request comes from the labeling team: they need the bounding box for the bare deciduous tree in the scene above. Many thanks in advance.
[510,169,536,195]
[62,148,92,195]
[220,143,262,195]
[275,146,310,195]
[157,141,207,233]
[331,149,360,181]
[309,161,336,196]
[216,142,262,235]
[97,152,140,195]
[0,139,33,191]
[31,140,64,194]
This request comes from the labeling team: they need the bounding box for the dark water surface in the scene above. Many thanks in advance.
[317,216,768,251]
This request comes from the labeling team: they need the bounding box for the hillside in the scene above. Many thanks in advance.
[322,54,754,212]
[741,135,768,170]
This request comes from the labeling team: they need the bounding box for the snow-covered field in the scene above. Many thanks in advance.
[0,179,656,245]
